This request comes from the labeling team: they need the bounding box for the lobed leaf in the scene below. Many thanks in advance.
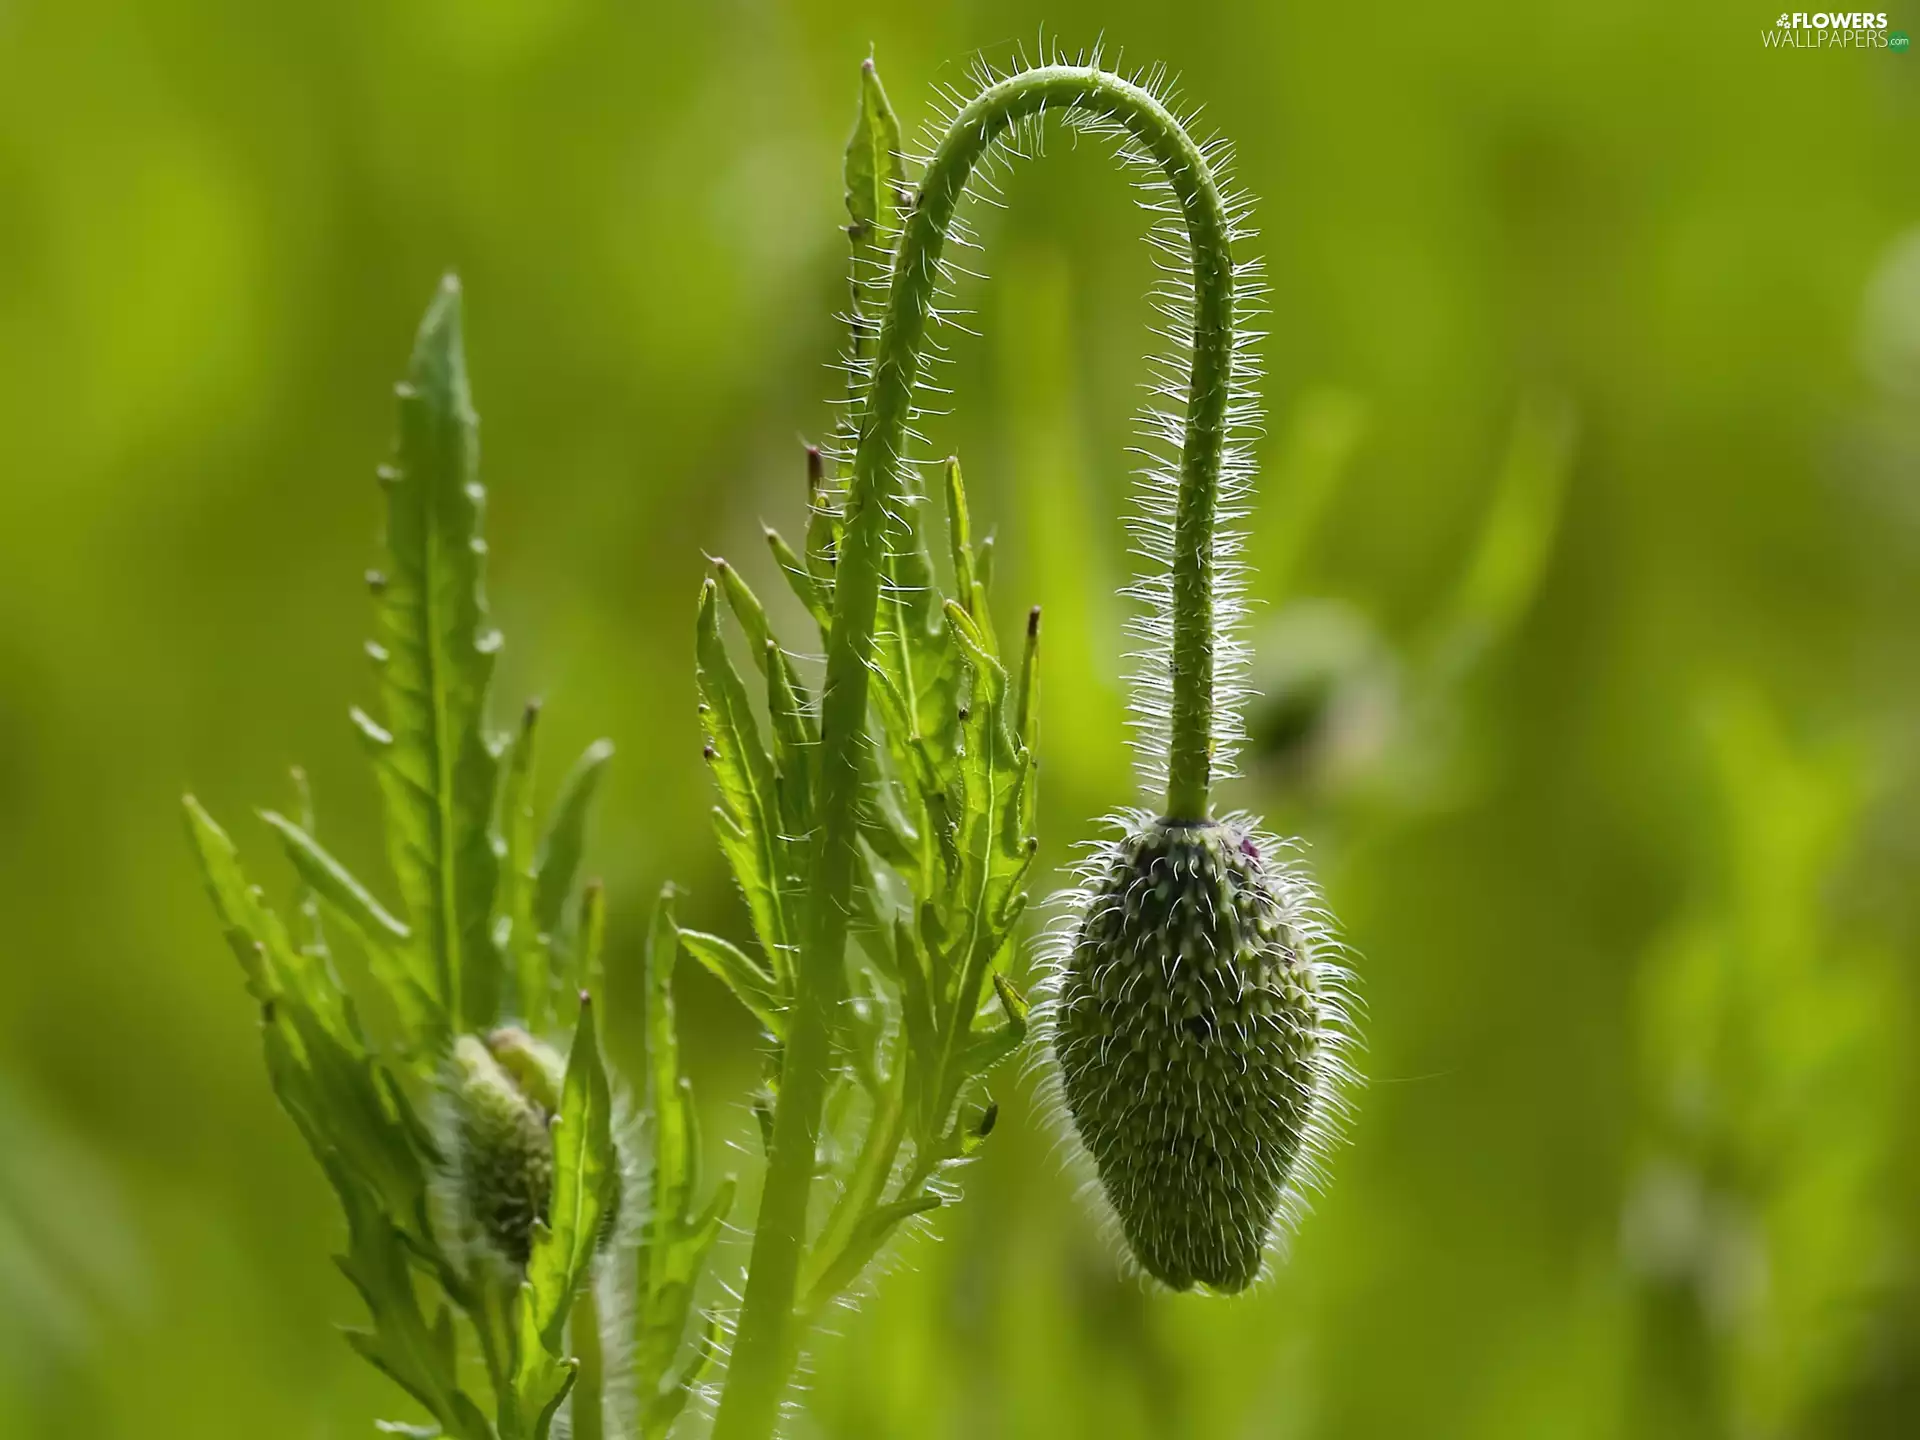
[334,1168,494,1440]
[364,276,503,1031]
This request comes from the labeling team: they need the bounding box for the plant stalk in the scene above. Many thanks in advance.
[711,63,1239,1440]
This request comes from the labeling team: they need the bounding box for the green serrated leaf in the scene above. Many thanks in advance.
[368,276,503,1031]
[333,1168,492,1440]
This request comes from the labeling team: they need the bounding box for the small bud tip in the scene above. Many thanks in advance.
[1028,606,1041,637]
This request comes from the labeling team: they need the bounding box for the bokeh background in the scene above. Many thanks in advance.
[5,1,1920,1436]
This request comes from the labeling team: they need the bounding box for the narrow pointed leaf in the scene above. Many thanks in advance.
[497,700,547,1027]
[714,558,773,677]
[643,890,690,1224]
[521,995,616,1357]
[695,579,788,966]
[183,795,292,1005]
[677,929,786,1039]
[764,641,817,850]
[766,525,832,637]
[533,737,614,943]
[258,810,437,1041]
[942,456,989,637]
[844,54,904,254]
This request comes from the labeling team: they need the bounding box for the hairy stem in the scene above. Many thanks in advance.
[711,63,1239,1440]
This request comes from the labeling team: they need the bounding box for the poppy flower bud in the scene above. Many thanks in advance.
[1054,816,1344,1292]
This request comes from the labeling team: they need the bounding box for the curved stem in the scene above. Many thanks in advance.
[712,64,1239,1440]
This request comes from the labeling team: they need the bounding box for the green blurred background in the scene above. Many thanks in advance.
[5,1,1920,1436]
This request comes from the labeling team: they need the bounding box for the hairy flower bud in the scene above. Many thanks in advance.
[449,1032,559,1267]
[1054,816,1341,1292]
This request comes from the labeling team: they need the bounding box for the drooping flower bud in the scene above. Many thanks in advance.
[1054,816,1342,1292]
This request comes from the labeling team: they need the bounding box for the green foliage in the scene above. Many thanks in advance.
[361,281,503,1036]
[700,441,1041,1307]
[183,278,727,1440]
[1624,688,1906,1436]
[698,60,1044,1306]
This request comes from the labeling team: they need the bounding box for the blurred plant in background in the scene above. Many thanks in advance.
[0,1079,144,1436]
[1620,693,1906,1437]
[1243,387,1575,816]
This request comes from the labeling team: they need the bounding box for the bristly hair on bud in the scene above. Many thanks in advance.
[1043,812,1357,1292]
